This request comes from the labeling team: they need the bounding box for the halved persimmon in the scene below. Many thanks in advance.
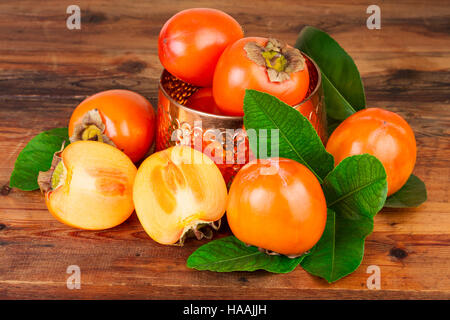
[38,141,137,230]
[133,146,227,245]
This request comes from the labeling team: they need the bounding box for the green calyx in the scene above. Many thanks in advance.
[69,109,116,148]
[261,50,288,73]
[51,161,64,190]
[37,144,65,194]
[81,125,103,142]
[244,38,305,83]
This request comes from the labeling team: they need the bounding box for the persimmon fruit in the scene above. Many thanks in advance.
[296,99,318,128]
[133,146,228,245]
[185,87,223,115]
[68,89,156,163]
[227,158,327,256]
[212,37,310,116]
[39,141,137,230]
[158,8,243,87]
[326,108,417,196]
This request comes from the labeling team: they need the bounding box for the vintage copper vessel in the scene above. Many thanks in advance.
[156,55,327,184]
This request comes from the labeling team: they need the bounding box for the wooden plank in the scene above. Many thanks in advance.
[0,0,449,299]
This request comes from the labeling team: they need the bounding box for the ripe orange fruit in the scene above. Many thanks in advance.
[68,89,155,163]
[41,141,137,230]
[185,87,223,115]
[326,108,417,196]
[212,37,310,116]
[133,146,228,245]
[227,158,327,256]
[158,8,243,87]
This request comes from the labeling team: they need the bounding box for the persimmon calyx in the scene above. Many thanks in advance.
[177,219,222,246]
[257,246,308,259]
[244,38,305,82]
[38,143,66,193]
[69,109,115,147]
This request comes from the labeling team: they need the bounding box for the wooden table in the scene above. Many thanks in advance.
[1,0,449,299]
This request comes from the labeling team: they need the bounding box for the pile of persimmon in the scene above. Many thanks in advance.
[158,8,310,116]
[41,88,228,245]
[36,8,418,262]
[40,89,155,230]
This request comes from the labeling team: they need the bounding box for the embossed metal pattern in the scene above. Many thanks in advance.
[156,55,327,184]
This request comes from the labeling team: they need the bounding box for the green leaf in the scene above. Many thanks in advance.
[323,154,388,220]
[326,117,341,136]
[295,26,366,122]
[301,154,387,282]
[243,89,334,182]
[187,236,308,273]
[384,174,427,208]
[9,128,69,191]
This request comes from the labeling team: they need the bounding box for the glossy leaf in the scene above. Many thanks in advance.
[295,26,366,122]
[9,128,69,191]
[384,174,427,208]
[301,154,387,282]
[323,154,388,220]
[187,236,308,273]
[243,89,334,182]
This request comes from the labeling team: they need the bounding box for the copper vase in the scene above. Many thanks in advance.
[156,54,327,184]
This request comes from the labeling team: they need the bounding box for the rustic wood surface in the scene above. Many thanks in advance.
[0,0,449,299]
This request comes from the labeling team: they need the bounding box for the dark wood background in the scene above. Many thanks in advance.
[0,0,449,299]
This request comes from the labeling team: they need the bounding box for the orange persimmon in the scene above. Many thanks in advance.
[158,8,243,87]
[326,108,417,196]
[212,37,310,116]
[68,89,155,163]
[227,158,327,256]
[39,141,137,230]
[133,146,227,245]
[185,87,223,115]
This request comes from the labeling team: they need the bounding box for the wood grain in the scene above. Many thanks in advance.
[1,0,449,299]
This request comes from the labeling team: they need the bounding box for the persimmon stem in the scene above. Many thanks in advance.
[37,142,65,193]
[244,38,305,82]
[261,51,287,72]
[70,109,115,147]
[51,161,64,189]
[81,125,103,142]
